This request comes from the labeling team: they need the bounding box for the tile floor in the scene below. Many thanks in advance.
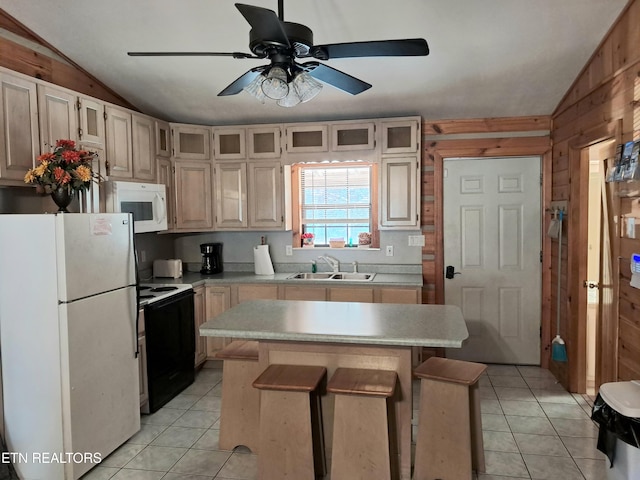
[81,362,607,480]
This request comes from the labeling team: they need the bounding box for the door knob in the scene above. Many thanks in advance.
[583,281,599,289]
[446,265,461,279]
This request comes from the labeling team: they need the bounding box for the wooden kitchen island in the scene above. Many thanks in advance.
[199,299,469,480]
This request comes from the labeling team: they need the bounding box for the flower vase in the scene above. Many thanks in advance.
[50,187,74,213]
[302,237,315,248]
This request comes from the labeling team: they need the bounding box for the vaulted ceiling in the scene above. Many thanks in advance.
[0,0,629,125]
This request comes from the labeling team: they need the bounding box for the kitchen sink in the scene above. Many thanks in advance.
[329,273,375,281]
[286,272,376,281]
[287,272,335,280]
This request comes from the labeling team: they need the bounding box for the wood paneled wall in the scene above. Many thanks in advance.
[0,9,135,109]
[551,0,640,390]
[419,118,552,320]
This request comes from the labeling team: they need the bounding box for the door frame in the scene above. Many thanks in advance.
[432,139,552,367]
[566,121,622,392]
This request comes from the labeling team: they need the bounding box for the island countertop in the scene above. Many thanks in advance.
[199,299,469,348]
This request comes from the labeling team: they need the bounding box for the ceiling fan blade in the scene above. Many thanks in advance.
[218,67,265,96]
[310,38,429,60]
[303,62,371,95]
[235,3,290,47]
[128,51,258,58]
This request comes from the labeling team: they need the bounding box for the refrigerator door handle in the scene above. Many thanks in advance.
[130,212,140,358]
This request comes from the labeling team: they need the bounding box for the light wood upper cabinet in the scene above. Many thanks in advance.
[381,119,419,154]
[174,159,213,230]
[214,125,282,160]
[331,122,375,151]
[156,157,175,230]
[105,105,133,179]
[131,113,156,181]
[285,124,328,153]
[0,73,39,184]
[172,124,211,160]
[214,161,283,230]
[214,127,246,160]
[155,120,171,157]
[77,96,105,147]
[214,162,247,229]
[248,126,281,159]
[37,84,78,153]
[380,155,420,228]
[248,161,283,229]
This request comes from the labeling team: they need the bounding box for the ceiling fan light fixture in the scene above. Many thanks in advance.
[261,66,289,100]
[276,85,301,107]
[293,72,323,103]
[243,74,267,103]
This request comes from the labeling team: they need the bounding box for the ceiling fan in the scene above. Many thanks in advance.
[128,1,429,105]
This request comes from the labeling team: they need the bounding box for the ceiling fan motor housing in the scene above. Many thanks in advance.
[249,21,313,58]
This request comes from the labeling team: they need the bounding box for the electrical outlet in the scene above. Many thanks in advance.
[386,245,394,256]
[285,245,293,256]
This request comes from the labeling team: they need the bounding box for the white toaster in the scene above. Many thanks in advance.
[153,259,183,278]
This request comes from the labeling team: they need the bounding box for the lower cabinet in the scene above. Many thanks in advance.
[205,285,231,357]
[193,285,207,366]
[282,285,326,301]
[329,287,374,303]
[235,284,279,304]
[138,309,149,412]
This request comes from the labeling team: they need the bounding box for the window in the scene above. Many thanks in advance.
[293,162,378,247]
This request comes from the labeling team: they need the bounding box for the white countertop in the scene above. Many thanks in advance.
[200,299,469,348]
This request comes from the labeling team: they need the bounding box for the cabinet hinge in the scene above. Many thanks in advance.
[78,127,83,139]
[540,250,543,263]
[103,111,108,121]
[280,165,283,173]
[172,166,175,173]
[540,326,542,338]
[76,99,81,110]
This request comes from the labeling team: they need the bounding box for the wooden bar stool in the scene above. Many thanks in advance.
[327,367,398,480]
[214,340,261,453]
[413,357,487,480]
[253,364,327,480]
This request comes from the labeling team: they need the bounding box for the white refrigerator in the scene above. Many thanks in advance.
[0,213,140,480]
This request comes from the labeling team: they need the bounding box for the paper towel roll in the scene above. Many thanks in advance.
[254,244,275,275]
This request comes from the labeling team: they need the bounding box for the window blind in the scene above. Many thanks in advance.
[300,165,371,244]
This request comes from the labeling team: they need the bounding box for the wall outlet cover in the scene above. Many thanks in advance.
[386,245,394,256]
[285,245,293,256]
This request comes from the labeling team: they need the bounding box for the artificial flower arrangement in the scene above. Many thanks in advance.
[24,139,99,193]
[301,232,315,247]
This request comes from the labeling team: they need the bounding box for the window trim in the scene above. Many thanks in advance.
[291,161,379,248]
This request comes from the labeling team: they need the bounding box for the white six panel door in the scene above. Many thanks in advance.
[444,157,541,364]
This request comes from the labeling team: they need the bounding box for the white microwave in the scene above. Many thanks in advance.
[104,181,168,233]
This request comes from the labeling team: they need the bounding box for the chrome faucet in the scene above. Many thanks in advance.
[318,255,340,273]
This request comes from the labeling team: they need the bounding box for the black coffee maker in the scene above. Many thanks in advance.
[200,243,223,275]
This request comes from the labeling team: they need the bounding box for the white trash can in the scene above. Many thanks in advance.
[592,380,640,480]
